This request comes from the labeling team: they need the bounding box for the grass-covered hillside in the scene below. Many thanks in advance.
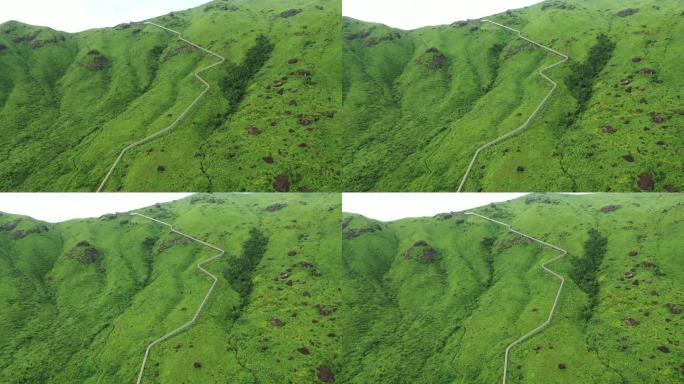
[343,0,683,192]
[0,0,341,192]
[0,193,341,383]
[341,194,683,383]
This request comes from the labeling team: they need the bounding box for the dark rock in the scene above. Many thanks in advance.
[273,175,290,192]
[652,114,665,124]
[558,363,566,369]
[280,9,302,18]
[157,165,165,172]
[270,318,285,326]
[516,166,525,172]
[288,58,298,64]
[193,361,202,368]
[631,57,642,63]
[629,251,638,257]
[287,250,297,256]
[667,304,681,314]
[0,221,18,231]
[263,156,274,164]
[265,203,287,212]
[623,155,635,162]
[297,347,310,355]
[657,345,670,353]
[346,31,371,40]
[600,205,621,213]
[601,125,617,133]
[617,8,639,17]
[298,117,312,126]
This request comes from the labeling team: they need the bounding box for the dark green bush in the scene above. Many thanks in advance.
[571,228,608,320]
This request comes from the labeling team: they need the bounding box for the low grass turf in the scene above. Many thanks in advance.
[0,0,341,192]
[341,193,683,383]
[343,0,684,192]
[0,193,341,383]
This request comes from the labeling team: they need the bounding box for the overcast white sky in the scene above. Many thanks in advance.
[343,0,543,29]
[0,0,208,33]
[0,193,192,223]
[343,193,528,222]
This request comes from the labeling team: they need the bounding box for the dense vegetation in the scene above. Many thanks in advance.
[225,227,268,307]
[565,34,616,116]
[0,0,341,192]
[0,193,341,383]
[219,35,274,116]
[341,193,683,383]
[343,0,683,192]
[571,228,608,320]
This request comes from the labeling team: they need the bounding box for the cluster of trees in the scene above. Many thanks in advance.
[225,228,268,305]
[564,34,616,124]
[571,228,608,320]
[219,35,274,118]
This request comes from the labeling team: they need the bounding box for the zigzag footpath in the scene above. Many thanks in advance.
[456,20,569,192]
[464,211,566,384]
[130,212,224,384]
[96,22,226,192]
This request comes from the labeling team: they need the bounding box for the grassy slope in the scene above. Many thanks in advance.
[341,193,683,383]
[343,0,684,192]
[0,193,341,383]
[0,0,341,192]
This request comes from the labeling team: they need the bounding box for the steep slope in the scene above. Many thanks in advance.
[343,0,684,192]
[0,193,342,383]
[341,194,684,383]
[0,0,341,192]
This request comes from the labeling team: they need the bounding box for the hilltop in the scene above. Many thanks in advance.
[0,0,341,192]
[341,193,683,383]
[0,193,341,383]
[343,0,683,192]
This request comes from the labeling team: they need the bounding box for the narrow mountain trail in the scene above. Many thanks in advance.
[96,22,226,192]
[130,212,224,384]
[464,211,567,384]
[456,20,569,192]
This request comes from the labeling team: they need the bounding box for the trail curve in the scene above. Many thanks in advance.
[464,211,566,384]
[130,212,224,384]
[456,20,568,192]
[96,22,226,192]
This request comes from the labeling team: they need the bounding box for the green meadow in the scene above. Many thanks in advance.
[0,193,341,383]
[341,193,683,383]
[343,0,683,192]
[0,0,341,192]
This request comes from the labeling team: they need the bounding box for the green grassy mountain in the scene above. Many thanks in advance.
[341,193,683,383]
[0,193,341,383]
[343,0,683,192]
[0,0,341,192]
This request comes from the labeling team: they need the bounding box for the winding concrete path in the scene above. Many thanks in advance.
[130,212,224,384]
[464,211,566,384]
[456,20,569,192]
[96,22,226,192]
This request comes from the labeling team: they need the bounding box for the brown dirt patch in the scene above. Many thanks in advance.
[317,365,334,382]
[637,173,654,191]
[273,175,290,192]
